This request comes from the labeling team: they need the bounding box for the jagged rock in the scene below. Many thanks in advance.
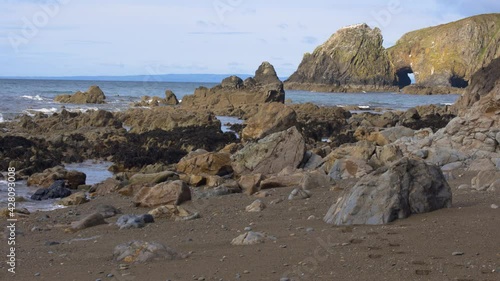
[133,180,191,207]
[181,62,285,115]
[324,158,452,225]
[114,241,184,263]
[164,90,179,105]
[390,14,500,88]
[27,166,86,189]
[58,192,89,206]
[55,85,106,104]
[231,127,306,176]
[221,75,244,88]
[241,103,297,141]
[245,199,266,212]
[176,150,233,176]
[31,180,72,201]
[286,24,395,92]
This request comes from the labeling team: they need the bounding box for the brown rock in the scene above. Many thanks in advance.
[176,150,233,176]
[241,102,297,141]
[55,86,106,104]
[238,174,263,195]
[133,180,191,207]
[58,192,89,206]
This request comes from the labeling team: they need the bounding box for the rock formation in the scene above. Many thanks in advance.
[389,13,500,89]
[286,14,500,92]
[181,62,285,115]
[286,24,396,92]
[55,85,106,104]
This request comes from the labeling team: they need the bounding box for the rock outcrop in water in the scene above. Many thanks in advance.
[286,24,395,92]
[181,62,285,116]
[389,14,500,89]
[286,14,500,93]
[55,85,106,104]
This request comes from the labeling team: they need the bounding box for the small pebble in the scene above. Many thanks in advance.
[281,278,291,281]
[244,227,252,231]
[306,227,315,233]
[34,273,41,276]
[243,270,250,274]
[307,215,316,220]
[491,204,499,209]
[107,273,114,278]
[452,251,464,256]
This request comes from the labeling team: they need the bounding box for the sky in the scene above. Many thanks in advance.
[1,0,499,77]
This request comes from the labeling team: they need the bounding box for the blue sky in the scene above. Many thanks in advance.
[1,0,499,77]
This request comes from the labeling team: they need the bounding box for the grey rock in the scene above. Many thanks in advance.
[231,231,275,246]
[31,180,72,201]
[116,214,155,230]
[231,127,306,176]
[324,157,452,225]
[288,188,312,200]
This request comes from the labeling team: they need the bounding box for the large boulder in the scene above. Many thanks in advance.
[231,127,306,176]
[176,150,233,176]
[286,24,396,92]
[133,180,191,207]
[55,85,106,104]
[241,103,297,141]
[324,158,452,225]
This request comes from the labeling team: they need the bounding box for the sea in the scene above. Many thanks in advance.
[0,78,461,212]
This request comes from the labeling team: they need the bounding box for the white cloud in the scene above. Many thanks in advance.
[0,0,498,76]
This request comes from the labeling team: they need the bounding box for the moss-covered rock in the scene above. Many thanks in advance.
[285,24,396,92]
[389,14,500,88]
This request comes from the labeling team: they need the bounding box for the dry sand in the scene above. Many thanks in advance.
[1,169,499,281]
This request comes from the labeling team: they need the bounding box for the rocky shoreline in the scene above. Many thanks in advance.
[1,19,500,281]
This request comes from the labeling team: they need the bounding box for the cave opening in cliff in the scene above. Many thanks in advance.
[449,75,469,88]
[396,67,413,88]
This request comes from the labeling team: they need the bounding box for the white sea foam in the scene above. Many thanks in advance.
[0,113,4,123]
[25,107,58,116]
[67,107,99,113]
[21,95,44,101]
[358,105,371,109]
[441,103,453,106]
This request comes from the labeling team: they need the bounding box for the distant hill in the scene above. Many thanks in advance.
[1,74,289,83]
